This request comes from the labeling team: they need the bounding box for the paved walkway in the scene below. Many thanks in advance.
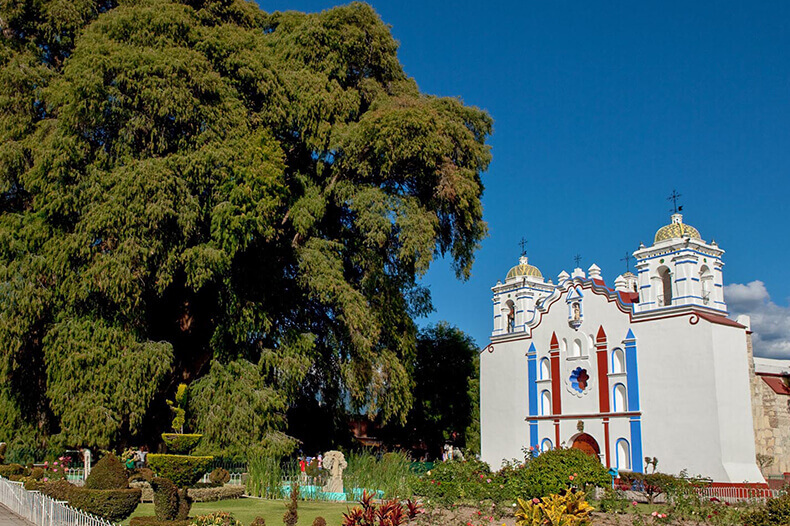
[0,503,35,526]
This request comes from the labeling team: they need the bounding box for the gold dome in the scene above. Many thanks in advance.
[654,214,701,243]
[507,256,543,279]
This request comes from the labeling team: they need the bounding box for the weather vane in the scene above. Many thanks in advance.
[574,254,582,268]
[519,237,528,256]
[621,252,632,272]
[668,189,683,214]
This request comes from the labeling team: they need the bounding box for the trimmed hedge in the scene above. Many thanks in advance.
[152,477,179,520]
[187,485,245,502]
[34,479,140,521]
[0,463,26,477]
[147,454,212,487]
[161,433,203,454]
[209,467,230,485]
[130,518,192,526]
[85,453,129,490]
[69,488,141,522]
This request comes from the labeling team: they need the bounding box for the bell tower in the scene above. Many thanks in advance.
[633,212,726,313]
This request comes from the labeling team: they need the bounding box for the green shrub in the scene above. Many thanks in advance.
[191,511,243,526]
[152,477,180,520]
[30,467,44,480]
[162,433,203,455]
[187,485,245,502]
[209,467,230,485]
[502,448,609,499]
[130,518,192,526]
[148,455,213,487]
[69,488,142,522]
[85,453,129,490]
[130,468,155,483]
[743,494,790,526]
[177,488,191,520]
[36,479,140,521]
[191,481,222,489]
[0,442,6,463]
[0,463,26,478]
[412,458,496,505]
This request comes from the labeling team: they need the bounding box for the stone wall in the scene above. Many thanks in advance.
[748,333,790,477]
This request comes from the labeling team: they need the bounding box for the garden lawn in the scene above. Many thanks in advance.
[124,497,350,526]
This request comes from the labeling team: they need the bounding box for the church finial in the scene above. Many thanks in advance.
[519,237,528,256]
[667,189,684,215]
[574,254,582,268]
[621,252,632,272]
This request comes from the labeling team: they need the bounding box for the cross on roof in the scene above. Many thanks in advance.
[519,237,528,256]
[621,252,632,272]
[574,254,582,268]
[668,189,683,214]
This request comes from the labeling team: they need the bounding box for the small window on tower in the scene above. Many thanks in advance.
[506,300,516,333]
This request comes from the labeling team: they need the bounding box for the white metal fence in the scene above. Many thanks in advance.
[0,475,118,526]
[698,486,785,504]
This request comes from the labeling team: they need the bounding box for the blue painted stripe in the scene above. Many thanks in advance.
[629,417,644,473]
[624,330,640,412]
[527,343,538,418]
[637,249,720,262]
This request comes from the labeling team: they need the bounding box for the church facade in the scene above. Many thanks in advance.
[480,213,765,484]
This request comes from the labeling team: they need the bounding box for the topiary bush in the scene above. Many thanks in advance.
[209,467,230,485]
[743,493,790,526]
[151,477,180,520]
[251,518,266,526]
[85,453,129,490]
[161,433,203,454]
[0,463,26,478]
[501,448,610,499]
[68,488,142,522]
[312,517,326,526]
[148,454,213,487]
[30,467,44,480]
[36,479,140,521]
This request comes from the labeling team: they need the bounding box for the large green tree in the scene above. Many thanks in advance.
[0,0,492,455]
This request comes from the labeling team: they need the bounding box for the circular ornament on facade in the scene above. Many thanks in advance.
[660,258,665,264]
[569,367,589,393]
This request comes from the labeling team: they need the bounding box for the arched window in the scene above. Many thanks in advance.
[616,439,631,470]
[541,438,553,452]
[572,338,582,357]
[506,300,516,332]
[658,266,672,306]
[540,390,552,416]
[561,338,567,355]
[700,265,713,305]
[613,383,627,412]
[611,348,626,374]
[539,358,551,380]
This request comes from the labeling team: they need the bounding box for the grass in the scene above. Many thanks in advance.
[124,497,351,526]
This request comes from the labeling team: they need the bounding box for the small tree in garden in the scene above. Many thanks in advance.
[283,484,298,526]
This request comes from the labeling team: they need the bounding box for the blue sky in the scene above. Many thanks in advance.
[261,1,790,356]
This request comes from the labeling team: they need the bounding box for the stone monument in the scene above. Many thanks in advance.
[321,450,347,494]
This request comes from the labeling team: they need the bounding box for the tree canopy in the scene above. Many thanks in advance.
[0,0,492,455]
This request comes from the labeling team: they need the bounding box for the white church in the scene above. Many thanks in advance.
[479,212,766,484]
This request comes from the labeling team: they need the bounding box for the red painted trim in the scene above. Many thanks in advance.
[554,419,560,446]
[596,340,610,413]
[550,351,562,415]
[550,332,559,350]
[528,411,640,421]
[603,418,611,468]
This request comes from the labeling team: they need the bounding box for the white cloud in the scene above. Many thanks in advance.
[725,281,790,359]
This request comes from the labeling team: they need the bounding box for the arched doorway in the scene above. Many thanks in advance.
[571,433,601,459]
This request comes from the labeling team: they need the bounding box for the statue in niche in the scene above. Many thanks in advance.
[572,302,581,321]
